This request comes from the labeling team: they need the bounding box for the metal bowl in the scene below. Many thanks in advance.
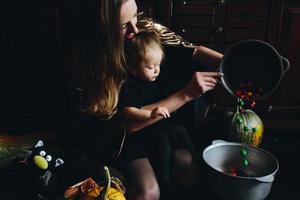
[220,39,290,100]
[202,140,279,200]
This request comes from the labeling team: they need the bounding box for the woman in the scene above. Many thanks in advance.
[64,0,223,199]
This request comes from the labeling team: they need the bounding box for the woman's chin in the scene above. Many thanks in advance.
[143,76,157,81]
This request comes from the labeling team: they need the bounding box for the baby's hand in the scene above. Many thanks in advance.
[151,107,170,118]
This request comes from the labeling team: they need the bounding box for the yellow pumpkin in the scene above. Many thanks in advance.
[230,109,263,147]
[64,166,126,200]
[82,186,125,200]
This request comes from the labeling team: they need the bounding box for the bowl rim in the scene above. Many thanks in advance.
[202,140,279,180]
[219,39,284,101]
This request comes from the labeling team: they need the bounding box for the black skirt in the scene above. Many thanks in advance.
[119,119,196,163]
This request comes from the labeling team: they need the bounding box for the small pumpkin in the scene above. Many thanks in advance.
[82,166,126,200]
[83,185,125,200]
[64,166,126,200]
[230,109,263,147]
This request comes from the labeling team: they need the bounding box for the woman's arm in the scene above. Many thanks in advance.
[126,71,223,133]
[126,46,224,133]
[126,88,189,133]
[192,45,223,68]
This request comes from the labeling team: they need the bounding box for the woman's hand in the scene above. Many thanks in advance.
[183,71,223,100]
[151,107,170,118]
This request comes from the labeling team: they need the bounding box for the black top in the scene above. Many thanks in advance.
[63,47,126,162]
[119,77,161,110]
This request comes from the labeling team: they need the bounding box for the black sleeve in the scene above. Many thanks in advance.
[159,45,195,96]
[119,83,144,109]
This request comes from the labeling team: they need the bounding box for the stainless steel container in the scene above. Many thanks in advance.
[219,39,290,100]
[202,140,279,200]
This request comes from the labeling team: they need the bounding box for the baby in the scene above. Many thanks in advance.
[119,30,197,196]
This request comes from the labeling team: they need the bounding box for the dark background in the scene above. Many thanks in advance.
[0,0,300,199]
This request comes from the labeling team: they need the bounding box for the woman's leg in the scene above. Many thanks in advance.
[171,149,200,188]
[148,134,171,188]
[146,134,172,200]
[125,158,160,200]
[165,123,200,191]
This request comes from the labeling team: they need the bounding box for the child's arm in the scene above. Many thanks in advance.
[125,90,188,133]
[122,107,152,121]
[126,71,223,133]
[123,106,170,122]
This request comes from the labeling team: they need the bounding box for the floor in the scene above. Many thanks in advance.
[1,127,300,200]
[260,132,300,200]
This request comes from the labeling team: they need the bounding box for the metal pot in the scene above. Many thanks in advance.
[202,140,279,200]
[220,39,290,100]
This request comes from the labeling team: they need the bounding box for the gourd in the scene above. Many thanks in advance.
[83,186,125,200]
[82,166,126,200]
[230,109,263,147]
[64,166,126,200]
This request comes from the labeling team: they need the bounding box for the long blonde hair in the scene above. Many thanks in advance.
[74,0,127,119]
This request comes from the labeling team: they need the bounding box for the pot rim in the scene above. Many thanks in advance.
[219,39,285,101]
[202,140,279,181]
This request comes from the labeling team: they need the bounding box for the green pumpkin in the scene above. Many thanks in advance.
[230,109,263,147]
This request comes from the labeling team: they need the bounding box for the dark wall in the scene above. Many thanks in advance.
[1,0,300,130]
[0,0,74,129]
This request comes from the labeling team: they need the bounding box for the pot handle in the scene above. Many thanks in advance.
[255,175,274,183]
[281,56,290,74]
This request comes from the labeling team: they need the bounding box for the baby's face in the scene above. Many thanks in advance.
[135,45,163,82]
